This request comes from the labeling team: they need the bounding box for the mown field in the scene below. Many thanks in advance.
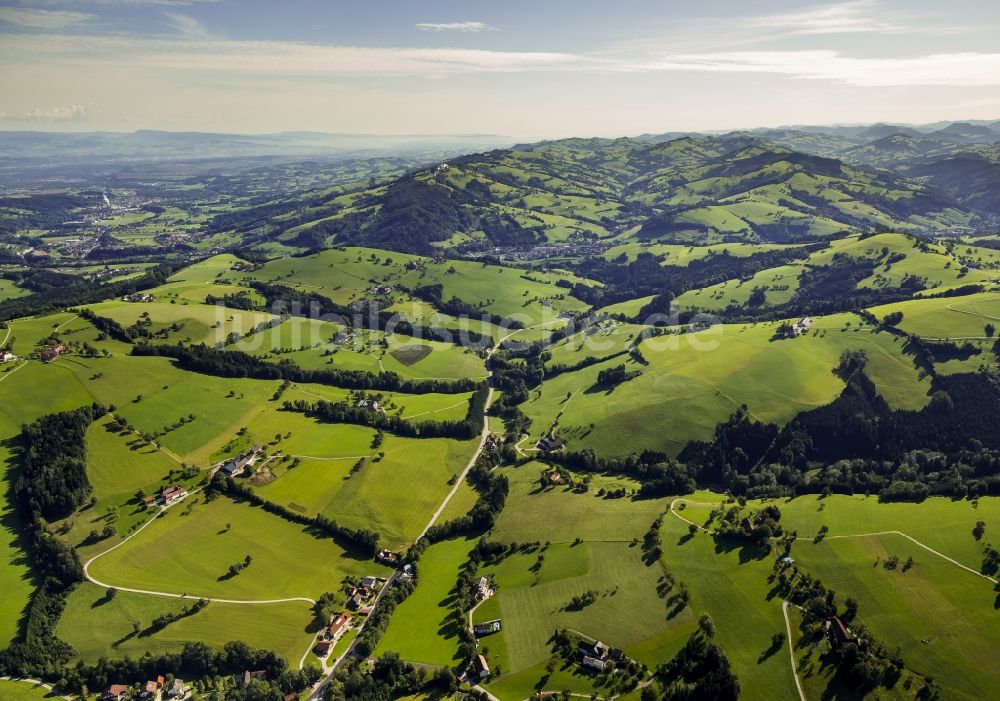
[670,491,1000,701]
[87,493,391,601]
[375,536,477,665]
[0,680,59,700]
[248,246,593,326]
[520,312,931,457]
[56,582,315,664]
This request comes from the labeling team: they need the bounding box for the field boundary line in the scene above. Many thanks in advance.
[402,399,467,420]
[669,499,998,584]
[83,491,318,607]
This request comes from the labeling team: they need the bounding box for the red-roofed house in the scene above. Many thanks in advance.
[327,611,352,640]
[101,685,129,701]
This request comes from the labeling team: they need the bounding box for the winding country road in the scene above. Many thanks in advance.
[306,319,565,700]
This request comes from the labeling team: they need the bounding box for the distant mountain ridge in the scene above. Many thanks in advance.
[242,132,981,254]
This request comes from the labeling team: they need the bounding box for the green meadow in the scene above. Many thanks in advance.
[56,582,315,665]
[0,680,60,700]
[670,492,1000,700]
[375,536,478,665]
[521,312,930,457]
[88,493,391,601]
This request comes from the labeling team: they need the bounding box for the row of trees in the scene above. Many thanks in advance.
[210,476,381,556]
[132,343,479,394]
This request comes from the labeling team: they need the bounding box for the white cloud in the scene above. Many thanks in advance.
[0,7,93,29]
[2,32,999,88]
[415,21,499,33]
[163,11,213,39]
[747,0,903,35]
[634,50,1000,87]
[9,104,92,122]
[0,33,578,75]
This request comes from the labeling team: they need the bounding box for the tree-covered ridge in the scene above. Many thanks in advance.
[236,134,985,254]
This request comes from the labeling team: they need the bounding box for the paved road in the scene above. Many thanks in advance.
[307,320,563,699]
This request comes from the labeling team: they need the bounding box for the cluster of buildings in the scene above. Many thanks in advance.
[577,639,623,673]
[213,445,265,478]
[141,485,189,509]
[313,611,353,657]
[122,292,155,303]
[789,317,814,337]
[231,262,256,273]
[101,676,188,700]
[536,435,566,452]
[356,398,384,414]
[347,575,387,613]
[38,343,65,362]
[0,350,16,363]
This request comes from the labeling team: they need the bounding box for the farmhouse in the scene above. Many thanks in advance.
[243,670,267,684]
[123,292,154,303]
[399,563,415,582]
[826,617,855,648]
[581,655,607,672]
[791,317,814,337]
[357,399,384,413]
[39,344,65,362]
[547,470,567,485]
[160,485,187,505]
[376,548,398,565]
[536,436,566,452]
[0,350,16,363]
[166,680,188,698]
[216,445,265,478]
[101,685,129,701]
[314,640,333,656]
[473,619,502,637]
[473,654,490,679]
[327,611,352,640]
[232,262,256,272]
[360,575,382,589]
[476,576,495,600]
[579,639,609,660]
[372,285,393,295]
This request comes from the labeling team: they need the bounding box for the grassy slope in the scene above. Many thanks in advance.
[88,493,391,600]
[375,536,478,665]
[675,492,1000,701]
[57,582,315,665]
[0,680,59,700]
[521,312,930,458]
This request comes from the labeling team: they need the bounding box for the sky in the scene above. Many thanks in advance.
[1,0,999,138]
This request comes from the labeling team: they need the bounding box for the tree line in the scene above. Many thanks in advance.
[131,343,478,394]
[209,475,381,556]
[0,406,102,678]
